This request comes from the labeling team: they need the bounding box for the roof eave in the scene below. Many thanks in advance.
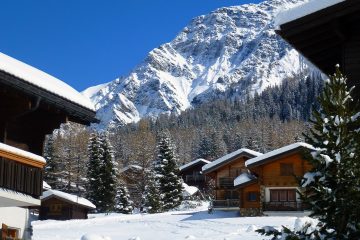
[202,152,259,175]
[234,179,258,189]
[0,71,99,125]
[246,146,311,169]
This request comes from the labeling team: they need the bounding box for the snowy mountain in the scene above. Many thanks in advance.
[83,0,311,129]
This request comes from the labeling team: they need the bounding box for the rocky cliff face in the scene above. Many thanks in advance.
[83,0,310,129]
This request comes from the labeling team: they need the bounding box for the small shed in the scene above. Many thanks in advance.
[40,190,96,220]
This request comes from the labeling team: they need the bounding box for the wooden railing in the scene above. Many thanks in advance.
[0,157,43,198]
[212,199,240,208]
[263,202,308,211]
[218,177,234,188]
[0,143,45,198]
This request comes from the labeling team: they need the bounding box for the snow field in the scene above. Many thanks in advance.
[33,206,299,240]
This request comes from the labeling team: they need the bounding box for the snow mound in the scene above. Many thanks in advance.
[182,183,199,197]
[185,235,196,239]
[81,234,112,240]
[246,225,258,232]
[128,237,141,240]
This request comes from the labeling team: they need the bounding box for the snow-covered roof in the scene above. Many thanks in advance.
[234,172,257,187]
[182,183,199,197]
[276,0,345,27]
[179,159,211,172]
[0,142,46,164]
[119,164,143,174]
[0,52,95,111]
[43,181,52,190]
[245,142,314,168]
[202,148,263,174]
[41,190,96,209]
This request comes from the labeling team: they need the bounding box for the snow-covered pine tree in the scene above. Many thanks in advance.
[43,135,59,188]
[115,184,133,214]
[98,132,118,213]
[86,132,103,211]
[258,66,360,239]
[144,171,163,213]
[155,130,183,211]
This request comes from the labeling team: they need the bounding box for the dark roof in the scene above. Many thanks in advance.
[276,0,360,99]
[0,70,98,125]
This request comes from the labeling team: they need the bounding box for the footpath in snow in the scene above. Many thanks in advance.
[32,204,300,240]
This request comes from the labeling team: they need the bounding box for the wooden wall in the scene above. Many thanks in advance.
[252,153,312,188]
[215,156,248,187]
[240,184,261,209]
[40,197,88,220]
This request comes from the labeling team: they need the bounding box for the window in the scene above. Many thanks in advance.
[49,204,62,215]
[280,163,294,176]
[270,189,297,202]
[248,192,258,202]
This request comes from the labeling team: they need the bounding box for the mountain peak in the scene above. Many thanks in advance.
[84,0,311,129]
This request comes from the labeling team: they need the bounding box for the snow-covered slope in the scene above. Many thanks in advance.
[84,0,311,128]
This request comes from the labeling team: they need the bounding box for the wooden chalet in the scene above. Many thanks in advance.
[40,190,96,220]
[202,149,262,210]
[0,52,97,239]
[234,143,313,216]
[119,165,144,208]
[179,159,210,191]
[276,0,360,101]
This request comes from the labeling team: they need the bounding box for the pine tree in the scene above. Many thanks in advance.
[115,184,133,214]
[98,132,118,213]
[144,172,163,213]
[86,132,103,211]
[301,66,360,239]
[154,130,183,211]
[43,135,58,188]
[258,66,360,239]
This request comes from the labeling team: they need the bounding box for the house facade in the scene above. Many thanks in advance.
[179,159,210,191]
[0,52,97,239]
[201,149,263,209]
[202,143,313,215]
[234,143,313,216]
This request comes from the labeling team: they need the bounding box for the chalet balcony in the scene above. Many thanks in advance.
[185,175,206,183]
[0,143,45,204]
[263,202,308,211]
[218,177,235,188]
[212,199,240,208]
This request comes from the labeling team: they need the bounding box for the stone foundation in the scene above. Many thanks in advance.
[239,208,262,216]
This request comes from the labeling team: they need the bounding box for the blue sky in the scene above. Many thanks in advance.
[0,0,261,91]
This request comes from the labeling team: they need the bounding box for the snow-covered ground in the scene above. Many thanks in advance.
[32,203,300,240]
